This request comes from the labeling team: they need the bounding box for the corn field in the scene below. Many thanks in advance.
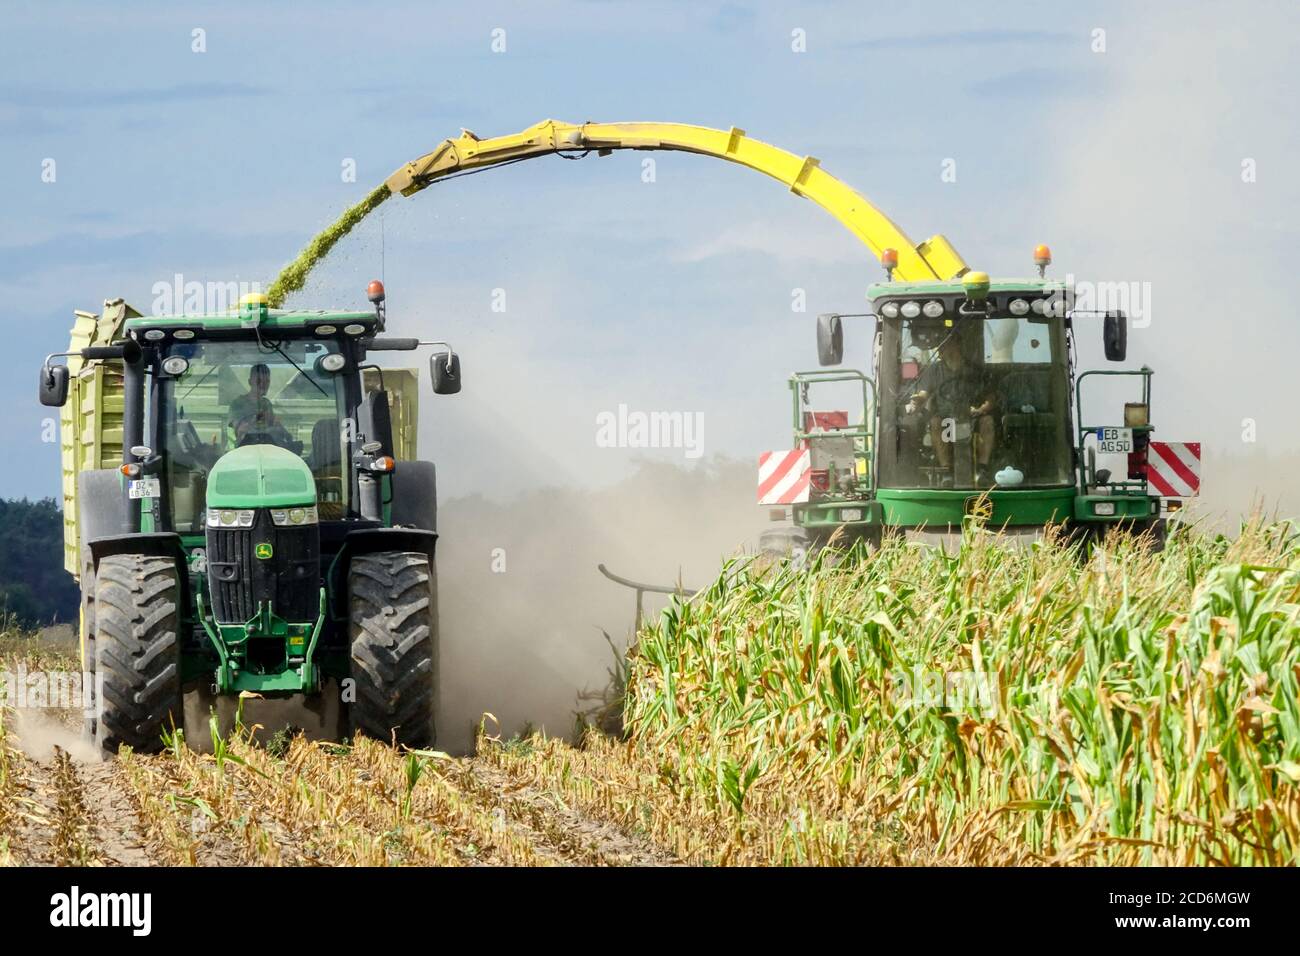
[0,519,1296,866]
[492,517,1300,865]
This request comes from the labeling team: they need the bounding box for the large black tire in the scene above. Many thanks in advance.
[1069,517,1167,555]
[759,527,812,566]
[94,554,183,758]
[348,552,437,748]
[1142,517,1169,552]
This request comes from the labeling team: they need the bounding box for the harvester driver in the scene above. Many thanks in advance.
[909,336,997,485]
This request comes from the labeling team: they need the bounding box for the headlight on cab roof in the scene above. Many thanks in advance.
[271,505,318,527]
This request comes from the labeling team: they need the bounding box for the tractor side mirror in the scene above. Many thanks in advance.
[816,313,844,367]
[38,364,69,407]
[1103,310,1127,362]
[431,352,461,395]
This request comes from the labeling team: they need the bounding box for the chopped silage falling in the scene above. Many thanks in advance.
[265,183,392,308]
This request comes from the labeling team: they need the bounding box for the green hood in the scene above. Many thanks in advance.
[206,444,317,509]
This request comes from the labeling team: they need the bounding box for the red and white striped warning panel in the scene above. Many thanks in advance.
[1146,441,1201,497]
[757,449,811,504]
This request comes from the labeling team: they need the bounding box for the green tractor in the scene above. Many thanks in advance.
[760,249,1193,556]
[39,283,460,757]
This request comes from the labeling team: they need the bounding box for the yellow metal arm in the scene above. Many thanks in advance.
[385,119,967,281]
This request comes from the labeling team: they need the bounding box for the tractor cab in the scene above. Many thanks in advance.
[67,288,463,539]
[154,331,353,531]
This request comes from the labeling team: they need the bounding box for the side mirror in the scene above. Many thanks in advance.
[1103,310,1127,362]
[431,352,462,395]
[816,313,844,367]
[38,364,69,407]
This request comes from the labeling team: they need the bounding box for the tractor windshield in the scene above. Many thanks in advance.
[157,338,349,532]
[877,315,1073,490]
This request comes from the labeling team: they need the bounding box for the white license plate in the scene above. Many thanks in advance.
[841,508,863,522]
[128,478,161,499]
[1097,427,1133,454]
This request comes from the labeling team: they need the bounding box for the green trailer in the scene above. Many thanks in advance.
[39,284,459,757]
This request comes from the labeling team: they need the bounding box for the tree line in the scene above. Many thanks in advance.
[0,498,79,628]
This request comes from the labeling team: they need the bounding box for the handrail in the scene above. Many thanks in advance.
[789,368,877,495]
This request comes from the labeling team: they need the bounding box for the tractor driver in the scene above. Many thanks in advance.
[229,363,292,447]
[907,335,998,485]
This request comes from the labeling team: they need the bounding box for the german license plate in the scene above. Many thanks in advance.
[128,478,161,499]
[1097,427,1133,454]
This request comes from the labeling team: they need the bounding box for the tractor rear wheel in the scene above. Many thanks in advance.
[94,554,183,758]
[347,551,437,748]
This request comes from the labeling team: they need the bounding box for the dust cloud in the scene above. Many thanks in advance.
[433,456,758,754]
[13,708,97,763]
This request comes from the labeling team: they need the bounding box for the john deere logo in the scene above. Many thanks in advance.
[255,542,274,560]
[964,496,993,520]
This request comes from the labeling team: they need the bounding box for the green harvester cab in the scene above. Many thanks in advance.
[761,253,1184,556]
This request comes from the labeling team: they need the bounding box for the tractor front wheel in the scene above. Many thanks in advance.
[94,554,183,759]
[347,552,437,748]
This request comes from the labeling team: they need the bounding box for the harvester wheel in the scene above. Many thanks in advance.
[1143,517,1169,552]
[759,527,811,566]
[348,551,437,748]
[94,554,183,758]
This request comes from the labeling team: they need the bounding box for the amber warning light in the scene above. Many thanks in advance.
[1034,244,1052,277]
[881,247,899,279]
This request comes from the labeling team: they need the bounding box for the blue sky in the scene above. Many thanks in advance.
[3,0,1297,505]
